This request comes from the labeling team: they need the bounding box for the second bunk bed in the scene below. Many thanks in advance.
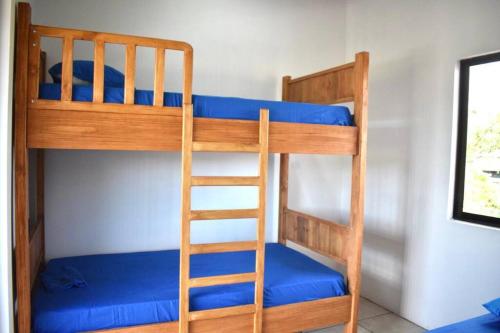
[14,2,369,333]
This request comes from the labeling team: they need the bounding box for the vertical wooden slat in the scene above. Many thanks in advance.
[14,3,32,333]
[61,36,73,101]
[124,44,136,104]
[179,104,193,333]
[254,108,269,333]
[278,154,289,244]
[36,150,45,262]
[278,75,291,244]
[39,51,46,83]
[154,48,165,106]
[27,26,40,102]
[344,52,369,333]
[182,47,193,105]
[93,40,105,103]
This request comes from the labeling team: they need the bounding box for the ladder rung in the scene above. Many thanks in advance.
[193,142,260,153]
[190,241,257,254]
[191,176,260,186]
[189,304,256,321]
[190,209,258,220]
[189,272,256,288]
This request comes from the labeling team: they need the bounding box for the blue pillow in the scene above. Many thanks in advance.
[48,60,125,87]
[484,297,500,317]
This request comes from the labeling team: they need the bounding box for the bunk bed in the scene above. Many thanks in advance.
[14,2,369,333]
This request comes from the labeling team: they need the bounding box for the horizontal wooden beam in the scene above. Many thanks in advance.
[189,304,256,321]
[190,209,258,220]
[193,142,260,153]
[27,107,358,155]
[189,272,256,288]
[191,176,259,186]
[190,241,257,254]
[33,25,192,52]
[92,295,352,333]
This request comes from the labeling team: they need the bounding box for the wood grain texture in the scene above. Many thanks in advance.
[93,40,105,103]
[284,209,349,264]
[278,154,289,244]
[191,176,259,186]
[189,272,256,288]
[153,48,165,106]
[183,47,193,104]
[30,23,193,106]
[32,24,193,51]
[27,26,40,102]
[190,241,258,254]
[124,44,136,104]
[61,36,73,101]
[193,141,260,153]
[190,209,258,220]
[190,305,256,321]
[179,108,268,332]
[29,220,44,287]
[36,150,45,271]
[344,52,369,333]
[27,107,358,155]
[287,62,355,105]
[278,76,291,245]
[39,51,46,83]
[14,3,32,333]
[179,104,193,333]
[92,296,351,333]
[254,109,269,333]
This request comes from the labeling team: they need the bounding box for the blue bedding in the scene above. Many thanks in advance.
[428,314,500,333]
[39,83,354,126]
[33,243,346,333]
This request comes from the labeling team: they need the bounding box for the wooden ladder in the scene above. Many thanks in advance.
[179,105,270,333]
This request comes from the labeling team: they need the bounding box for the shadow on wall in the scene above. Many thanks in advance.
[359,51,418,314]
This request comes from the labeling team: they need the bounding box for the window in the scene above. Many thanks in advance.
[453,52,500,228]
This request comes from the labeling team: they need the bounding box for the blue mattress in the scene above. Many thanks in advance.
[428,314,500,333]
[33,243,346,333]
[39,83,353,126]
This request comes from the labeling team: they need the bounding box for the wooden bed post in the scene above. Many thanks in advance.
[344,52,369,333]
[14,2,32,333]
[36,150,46,265]
[278,76,291,244]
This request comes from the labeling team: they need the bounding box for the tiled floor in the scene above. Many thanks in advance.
[309,298,426,333]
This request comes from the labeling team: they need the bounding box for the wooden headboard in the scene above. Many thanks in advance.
[284,62,355,105]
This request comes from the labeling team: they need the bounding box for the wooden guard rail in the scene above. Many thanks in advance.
[282,208,350,265]
[28,25,193,107]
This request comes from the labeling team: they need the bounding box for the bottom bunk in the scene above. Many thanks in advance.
[33,243,350,333]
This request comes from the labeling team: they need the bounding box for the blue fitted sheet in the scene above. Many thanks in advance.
[428,314,500,333]
[39,83,354,126]
[33,243,346,333]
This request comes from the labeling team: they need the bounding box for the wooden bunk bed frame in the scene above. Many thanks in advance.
[13,2,368,333]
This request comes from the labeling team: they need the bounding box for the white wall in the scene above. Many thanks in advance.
[345,0,500,329]
[30,0,347,259]
[0,0,16,332]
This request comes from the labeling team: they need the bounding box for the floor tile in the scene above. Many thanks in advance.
[310,324,371,333]
[359,297,390,320]
[359,313,425,333]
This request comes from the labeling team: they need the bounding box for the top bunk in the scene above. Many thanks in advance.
[18,10,368,155]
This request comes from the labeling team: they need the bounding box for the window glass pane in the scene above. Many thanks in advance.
[463,61,500,218]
